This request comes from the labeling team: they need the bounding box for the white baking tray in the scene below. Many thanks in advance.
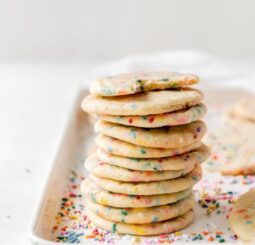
[30,87,255,244]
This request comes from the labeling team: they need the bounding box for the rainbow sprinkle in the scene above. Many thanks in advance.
[49,104,255,243]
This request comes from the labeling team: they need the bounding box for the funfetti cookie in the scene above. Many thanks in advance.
[85,154,197,182]
[96,103,207,128]
[95,120,206,148]
[90,72,199,97]
[220,143,255,175]
[86,208,194,235]
[96,135,202,158]
[82,88,203,116]
[89,165,202,196]
[205,116,255,175]
[97,145,210,172]
[86,194,194,224]
[230,95,255,122]
[81,178,192,208]
[97,144,210,171]
[229,188,255,243]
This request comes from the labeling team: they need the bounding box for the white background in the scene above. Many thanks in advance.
[1,1,255,245]
[1,0,255,61]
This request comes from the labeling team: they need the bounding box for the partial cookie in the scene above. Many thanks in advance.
[81,178,192,208]
[96,135,202,158]
[205,117,255,175]
[96,104,207,128]
[85,154,197,182]
[95,120,206,148]
[82,88,203,116]
[86,194,194,224]
[230,96,255,122]
[89,165,202,195]
[90,72,199,97]
[229,188,255,243]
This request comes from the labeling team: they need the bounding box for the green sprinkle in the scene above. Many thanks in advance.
[121,210,128,216]
[112,223,117,232]
[140,148,146,154]
[171,81,178,87]
[136,79,144,92]
[192,175,198,181]
[219,238,225,243]
[90,193,97,203]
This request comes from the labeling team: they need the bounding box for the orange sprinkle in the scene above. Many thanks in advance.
[202,230,210,235]
[211,155,218,160]
[208,236,214,241]
[85,234,96,239]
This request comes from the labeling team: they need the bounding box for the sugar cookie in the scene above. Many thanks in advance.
[85,154,197,182]
[82,88,203,116]
[90,72,199,96]
[86,208,194,235]
[97,144,210,171]
[89,166,202,195]
[95,120,206,148]
[86,194,194,224]
[229,188,255,242]
[96,135,202,158]
[96,103,207,128]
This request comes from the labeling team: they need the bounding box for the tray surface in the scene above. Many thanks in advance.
[30,88,255,244]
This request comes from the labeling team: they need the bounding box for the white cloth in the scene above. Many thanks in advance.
[91,50,255,91]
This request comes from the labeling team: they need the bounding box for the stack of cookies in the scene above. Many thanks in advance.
[81,72,210,236]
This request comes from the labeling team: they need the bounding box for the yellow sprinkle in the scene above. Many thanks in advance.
[100,197,108,206]
[131,225,145,235]
[175,231,182,236]
[132,236,141,243]
[69,215,77,220]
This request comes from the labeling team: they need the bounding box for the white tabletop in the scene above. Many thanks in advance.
[0,52,255,245]
[0,62,99,245]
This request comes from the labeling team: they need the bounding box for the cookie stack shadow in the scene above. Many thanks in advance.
[81,72,210,236]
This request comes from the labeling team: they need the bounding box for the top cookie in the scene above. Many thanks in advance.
[82,88,203,116]
[90,72,199,97]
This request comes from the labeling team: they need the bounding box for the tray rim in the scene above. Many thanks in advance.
[29,88,89,245]
[29,86,252,245]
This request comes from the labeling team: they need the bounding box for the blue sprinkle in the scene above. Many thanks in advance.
[129,129,137,139]
[152,216,158,222]
[245,220,253,224]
